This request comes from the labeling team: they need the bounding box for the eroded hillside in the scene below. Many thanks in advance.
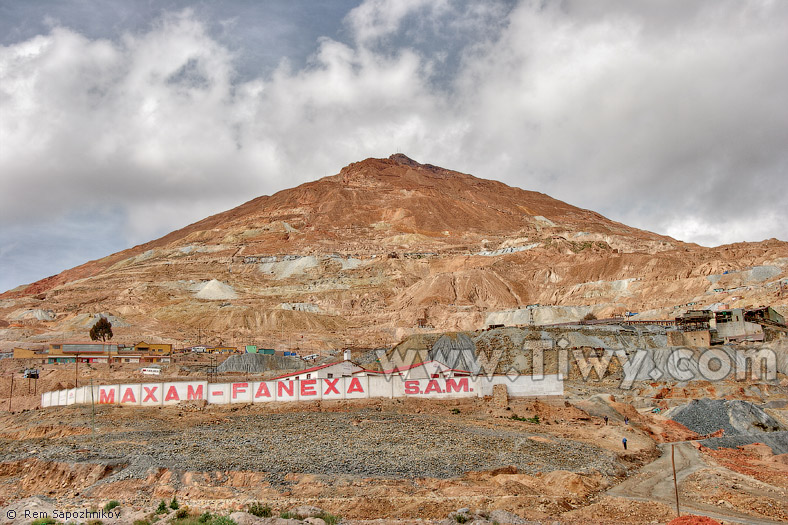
[2,154,786,351]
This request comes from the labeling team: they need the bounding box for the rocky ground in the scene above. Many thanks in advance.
[0,406,622,481]
[3,352,788,524]
[2,155,787,353]
[1,383,787,524]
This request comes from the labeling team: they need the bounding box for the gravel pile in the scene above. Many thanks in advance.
[194,279,237,300]
[670,399,783,436]
[701,430,788,455]
[216,353,303,374]
[2,411,619,484]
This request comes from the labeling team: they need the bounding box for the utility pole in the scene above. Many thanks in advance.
[90,378,96,438]
[672,444,680,517]
[8,374,13,411]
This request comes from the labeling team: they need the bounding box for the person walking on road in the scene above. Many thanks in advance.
[624,416,629,425]
[604,415,609,425]
[622,437,628,450]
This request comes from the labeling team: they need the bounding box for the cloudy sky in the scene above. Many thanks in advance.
[1,0,787,293]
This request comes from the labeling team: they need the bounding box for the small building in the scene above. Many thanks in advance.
[712,308,765,343]
[134,342,173,355]
[13,347,41,360]
[382,360,471,380]
[47,342,118,363]
[744,306,785,326]
[208,346,237,353]
[116,354,142,364]
[675,310,714,331]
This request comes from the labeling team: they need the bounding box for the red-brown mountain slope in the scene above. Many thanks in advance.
[1,154,786,351]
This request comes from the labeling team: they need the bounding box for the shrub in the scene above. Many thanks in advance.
[315,511,341,525]
[211,517,237,525]
[198,512,213,523]
[31,519,57,525]
[279,511,299,519]
[170,496,180,510]
[454,515,469,523]
[583,312,597,321]
[510,414,540,424]
[132,520,151,525]
[247,502,272,518]
[86,520,104,525]
[156,500,168,514]
[103,500,120,512]
[451,408,461,414]
[175,507,189,519]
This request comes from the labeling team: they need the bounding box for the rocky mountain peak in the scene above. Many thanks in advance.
[389,153,421,167]
[1,155,785,352]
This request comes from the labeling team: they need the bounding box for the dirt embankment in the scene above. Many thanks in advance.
[0,397,657,522]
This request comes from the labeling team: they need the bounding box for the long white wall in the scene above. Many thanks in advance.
[41,374,562,408]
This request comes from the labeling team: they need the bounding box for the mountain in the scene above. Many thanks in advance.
[2,154,787,352]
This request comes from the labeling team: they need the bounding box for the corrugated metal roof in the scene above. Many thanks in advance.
[382,360,470,375]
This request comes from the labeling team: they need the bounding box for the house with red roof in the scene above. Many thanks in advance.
[272,360,363,381]
[382,360,471,380]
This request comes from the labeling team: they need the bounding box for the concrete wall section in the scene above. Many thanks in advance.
[252,381,276,402]
[208,383,230,404]
[297,378,321,401]
[140,383,163,406]
[97,385,119,405]
[87,385,99,405]
[74,386,87,405]
[164,381,207,405]
[344,376,368,399]
[41,374,563,408]
[230,382,253,403]
[275,380,298,401]
[399,377,477,399]
[368,376,394,398]
[481,375,564,397]
[320,377,345,400]
[119,384,142,405]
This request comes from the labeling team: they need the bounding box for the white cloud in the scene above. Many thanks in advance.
[345,0,448,44]
[1,0,787,291]
[1,11,258,226]
[448,0,788,244]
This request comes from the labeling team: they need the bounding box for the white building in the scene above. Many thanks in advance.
[382,360,471,380]
[273,360,362,381]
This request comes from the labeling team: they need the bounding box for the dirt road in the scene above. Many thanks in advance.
[609,442,783,524]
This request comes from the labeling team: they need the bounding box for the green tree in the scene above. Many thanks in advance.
[89,316,113,342]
